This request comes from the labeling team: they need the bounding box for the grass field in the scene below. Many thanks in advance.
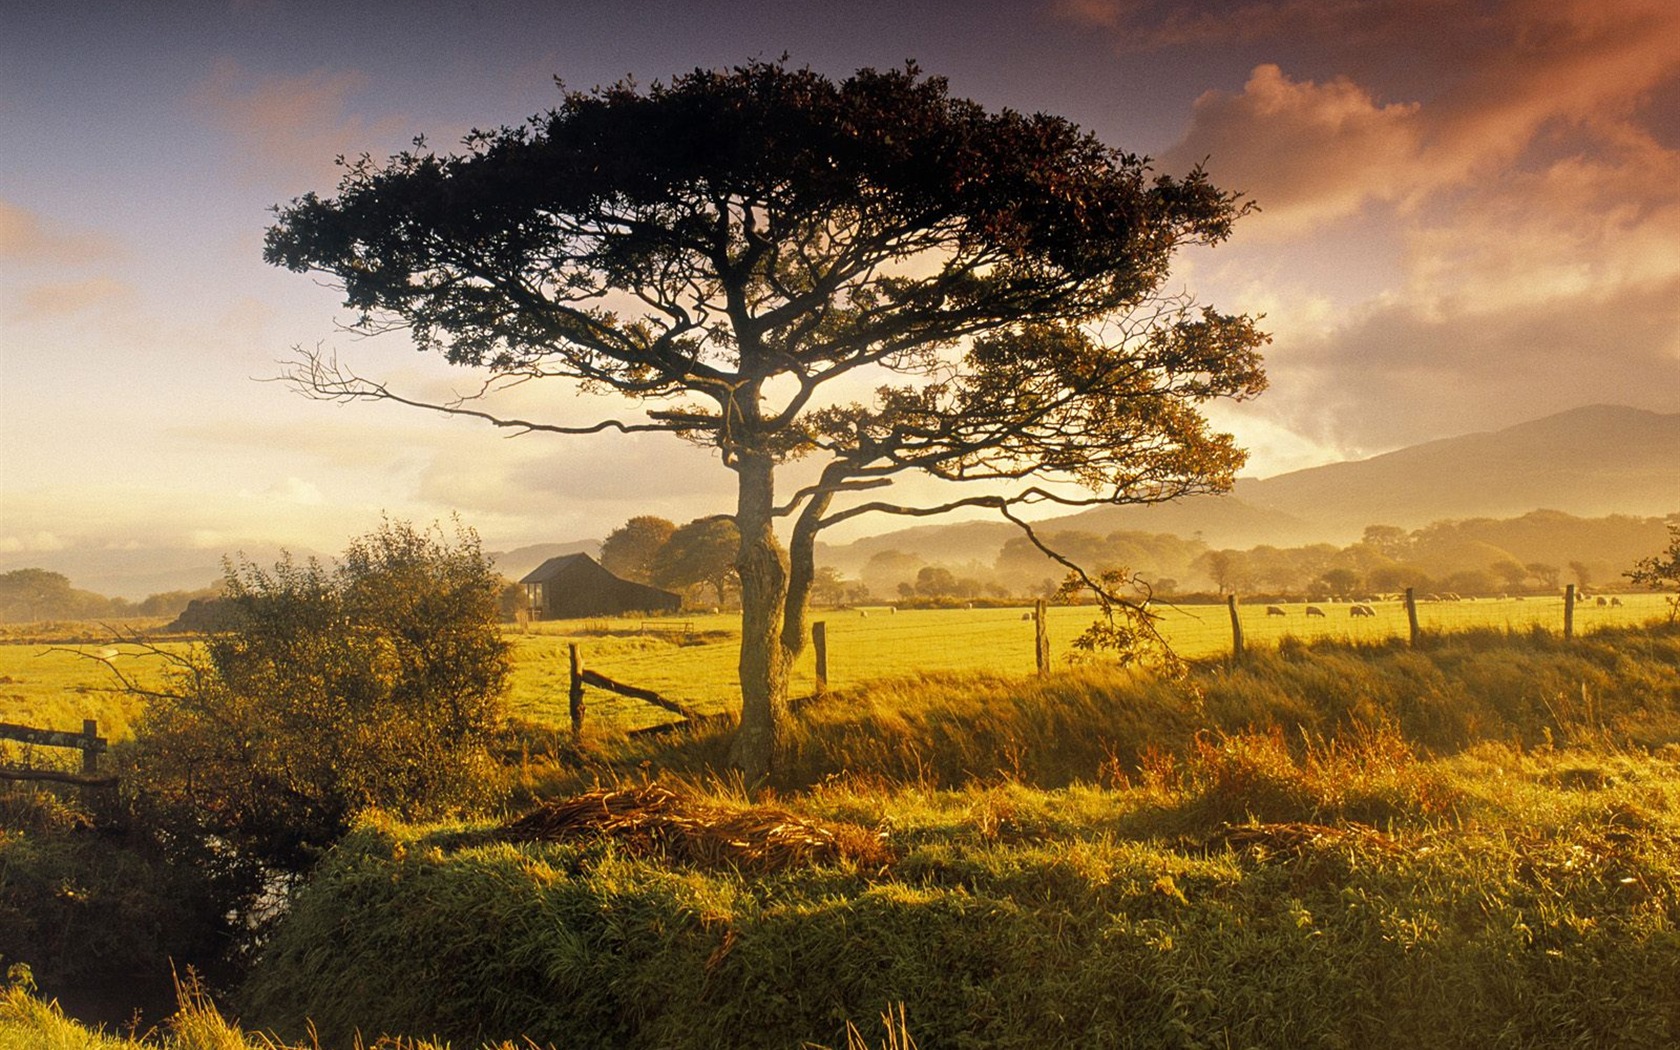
[1,594,1672,740]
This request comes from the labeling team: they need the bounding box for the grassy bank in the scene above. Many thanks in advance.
[5,624,1679,1048]
[242,735,1680,1049]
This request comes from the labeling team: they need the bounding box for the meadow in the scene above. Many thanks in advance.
[2,593,1670,741]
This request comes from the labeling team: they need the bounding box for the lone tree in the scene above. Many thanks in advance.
[265,61,1268,777]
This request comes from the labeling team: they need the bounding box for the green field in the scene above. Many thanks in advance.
[1,594,1672,740]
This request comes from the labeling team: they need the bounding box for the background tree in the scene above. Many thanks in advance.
[265,60,1266,777]
[1361,525,1413,561]
[1526,562,1561,591]
[599,516,677,584]
[810,567,849,606]
[914,565,960,598]
[1318,567,1362,599]
[120,519,509,874]
[650,516,741,606]
[1625,522,1680,624]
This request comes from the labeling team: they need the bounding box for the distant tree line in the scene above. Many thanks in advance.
[0,568,221,624]
[841,510,1678,603]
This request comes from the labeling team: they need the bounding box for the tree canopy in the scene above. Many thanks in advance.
[600,515,678,583]
[265,60,1268,777]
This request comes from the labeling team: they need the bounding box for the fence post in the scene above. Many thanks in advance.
[81,719,99,776]
[812,621,828,694]
[1035,599,1050,676]
[1404,588,1420,648]
[568,643,586,740]
[1226,594,1244,662]
[1564,584,1575,641]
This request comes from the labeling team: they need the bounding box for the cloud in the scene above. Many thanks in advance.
[15,277,136,319]
[239,476,327,506]
[1259,275,1680,451]
[1051,0,1450,49]
[418,433,737,520]
[1138,1,1680,231]
[1165,64,1425,233]
[190,58,411,189]
[0,200,122,267]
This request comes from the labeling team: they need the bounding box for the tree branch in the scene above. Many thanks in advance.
[275,348,691,437]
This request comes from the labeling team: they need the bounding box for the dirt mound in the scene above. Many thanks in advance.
[499,784,892,874]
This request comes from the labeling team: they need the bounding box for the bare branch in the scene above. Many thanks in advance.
[275,347,691,438]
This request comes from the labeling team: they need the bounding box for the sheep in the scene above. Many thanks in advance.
[1306,606,1325,617]
[1266,605,1286,616]
[1350,604,1376,617]
[1596,596,1609,607]
[1611,596,1624,607]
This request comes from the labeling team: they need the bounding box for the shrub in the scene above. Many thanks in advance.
[122,518,511,874]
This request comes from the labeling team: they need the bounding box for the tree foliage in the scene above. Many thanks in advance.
[600,516,677,583]
[122,519,510,873]
[651,517,741,605]
[265,60,1267,776]
[1626,522,1680,624]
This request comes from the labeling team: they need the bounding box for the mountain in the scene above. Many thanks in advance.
[1231,405,1680,538]
[816,404,1680,573]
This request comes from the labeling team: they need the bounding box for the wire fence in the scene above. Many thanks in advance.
[516,587,1675,729]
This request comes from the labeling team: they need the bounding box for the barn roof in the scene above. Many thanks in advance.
[519,552,598,584]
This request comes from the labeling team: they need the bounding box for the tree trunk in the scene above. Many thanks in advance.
[728,451,791,780]
[780,484,834,659]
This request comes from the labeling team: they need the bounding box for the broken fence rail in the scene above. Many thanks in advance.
[0,718,117,787]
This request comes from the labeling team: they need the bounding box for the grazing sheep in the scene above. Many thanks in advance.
[1306,606,1325,617]
[1266,605,1286,616]
[860,610,868,618]
[1022,612,1033,621]
[1350,604,1375,617]
[1611,596,1623,607]
[1596,596,1609,607]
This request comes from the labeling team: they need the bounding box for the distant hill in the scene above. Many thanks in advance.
[488,540,600,581]
[0,544,309,603]
[816,404,1680,574]
[1231,404,1680,538]
[0,537,601,602]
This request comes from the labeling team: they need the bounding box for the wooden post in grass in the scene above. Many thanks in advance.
[1564,584,1576,641]
[1034,599,1050,676]
[812,621,829,694]
[1404,588,1420,648]
[568,643,586,739]
[81,719,100,776]
[1226,594,1244,661]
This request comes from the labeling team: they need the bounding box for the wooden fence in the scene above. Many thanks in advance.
[0,718,115,787]
[567,643,726,739]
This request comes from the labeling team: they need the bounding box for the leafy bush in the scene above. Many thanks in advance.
[122,519,511,874]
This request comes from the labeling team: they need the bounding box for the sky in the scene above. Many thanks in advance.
[3,0,1679,582]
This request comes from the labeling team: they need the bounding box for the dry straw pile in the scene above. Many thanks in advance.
[499,783,893,874]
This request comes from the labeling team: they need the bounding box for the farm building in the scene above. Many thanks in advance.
[519,553,682,619]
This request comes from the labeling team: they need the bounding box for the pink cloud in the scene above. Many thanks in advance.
[0,201,122,266]
[190,58,411,189]
[1128,1,1680,234]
